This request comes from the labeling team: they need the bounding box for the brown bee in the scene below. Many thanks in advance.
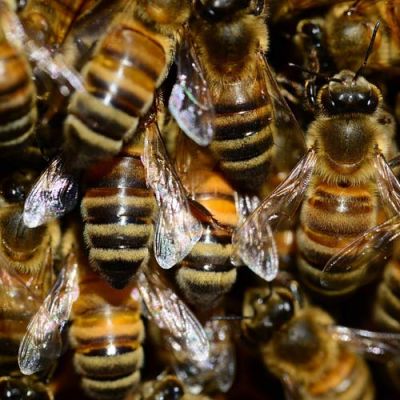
[169,0,305,193]
[324,0,400,74]
[18,229,210,393]
[69,260,145,400]
[232,24,400,294]
[242,279,400,399]
[22,0,193,229]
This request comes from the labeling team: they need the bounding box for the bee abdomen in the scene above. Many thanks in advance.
[82,153,156,288]
[71,307,144,400]
[176,234,236,308]
[297,183,376,296]
[210,88,273,191]
[307,350,374,400]
[0,41,36,153]
[374,259,400,332]
[64,23,166,166]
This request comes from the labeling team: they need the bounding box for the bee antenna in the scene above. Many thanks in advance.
[211,315,253,321]
[288,63,329,82]
[353,20,380,81]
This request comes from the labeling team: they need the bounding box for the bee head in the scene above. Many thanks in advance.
[242,286,295,343]
[195,0,251,21]
[151,376,185,400]
[319,70,380,115]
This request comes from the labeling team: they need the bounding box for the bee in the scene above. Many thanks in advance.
[69,260,145,400]
[18,0,87,50]
[242,278,400,399]
[18,229,210,395]
[0,168,61,275]
[80,108,202,288]
[0,376,53,400]
[22,0,193,230]
[233,27,400,295]
[80,133,156,289]
[324,0,400,74]
[169,0,305,193]
[172,138,239,309]
[0,24,37,158]
[133,374,211,400]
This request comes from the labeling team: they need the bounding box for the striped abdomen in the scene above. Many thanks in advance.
[176,173,238,309]
[64,17,171,169]
[305,348,374,400]
[297,180,377,296]
[0,35,36,155]
[209,69,274,192]
[20,0,86,48]
[374,244,400,332]
[70,276,144,400]
[81,145,156,289]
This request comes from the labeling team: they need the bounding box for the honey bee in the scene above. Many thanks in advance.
[18,0,86,50]
[324,0,400,74]
[133,374,212,400]
[22,0,193,230]
[79,109,202,288]
[18,231,210,390]
[0,169,61,275]
[169,0,305,193]
[172,138,239,309]
[242,278,400,399]
[232,30,400,294]
[69,260,145,400]
[0,24,37,158]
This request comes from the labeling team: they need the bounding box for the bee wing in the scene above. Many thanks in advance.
[18,252,79,375]
[0,1,83,92]
[232,148,317,281]
[321,214,400,289]
[168,34,215,146]
[329,325,400,362]
[374,152,400,215]
[137,267,210,364]
[142,123,203,269]
[0,256,41,324]
[23,156,79,228]
[261,54,307,172]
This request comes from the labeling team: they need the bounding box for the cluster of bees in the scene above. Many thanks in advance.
[1,0,400,399]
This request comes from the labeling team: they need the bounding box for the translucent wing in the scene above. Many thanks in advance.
[168,34,215,146]
[0,1,83,92]
[172,319,235,394]
[232,148,317,281]
[142,123,203,269]
[330,325,400,362]
[261,54,307,172]
[321,214,400,287]
[137,267,209,364]
[374,151,400,215]
[234,192,260,225]
[23,156,79,228]
[0,256,42,341]
[18,252,79,375]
